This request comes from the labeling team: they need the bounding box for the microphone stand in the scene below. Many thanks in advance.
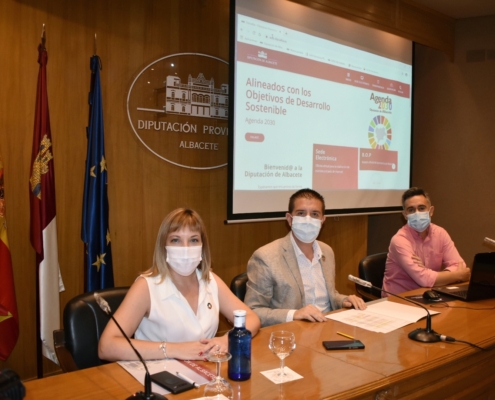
[349,275,440,343]
[94,293,167,400]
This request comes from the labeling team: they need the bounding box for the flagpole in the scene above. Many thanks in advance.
[30,24,65,376]
[33,23,46,380]
[82,46,114,292]
[35,253,43,378]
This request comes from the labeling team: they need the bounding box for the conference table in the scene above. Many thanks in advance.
[23,290,495,399]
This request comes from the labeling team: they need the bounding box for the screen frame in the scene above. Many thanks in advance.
[227,0,413,223]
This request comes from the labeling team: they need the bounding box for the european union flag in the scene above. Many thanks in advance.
[82,55,114,292]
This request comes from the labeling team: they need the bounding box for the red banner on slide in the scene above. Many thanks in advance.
[359,148,398,172]
[312,144,358,190]
[237,42,411,99]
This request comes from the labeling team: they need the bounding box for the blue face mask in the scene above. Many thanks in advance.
[407,211,431,232]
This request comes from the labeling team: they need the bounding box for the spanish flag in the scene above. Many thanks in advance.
[0,154,19,361]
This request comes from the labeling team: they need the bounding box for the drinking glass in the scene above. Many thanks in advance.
[269,331,296,380]
[204,349,233,399]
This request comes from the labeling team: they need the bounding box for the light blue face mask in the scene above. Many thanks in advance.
[407,211,431,232]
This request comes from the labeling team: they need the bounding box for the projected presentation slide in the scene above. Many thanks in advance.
[235,14,410,188]
[230,0,412,217]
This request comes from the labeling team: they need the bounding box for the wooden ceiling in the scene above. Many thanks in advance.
[412,0,495,19]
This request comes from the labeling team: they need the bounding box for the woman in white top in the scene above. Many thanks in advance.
[98,208,260,361]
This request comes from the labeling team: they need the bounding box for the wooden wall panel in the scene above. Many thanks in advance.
[328,216,368,294]
[411,18,495,268]
[0,0,461,381]
[397,0,455,57]
[0,0,459,382]
[290,0,398,27]
[0,0,368,380]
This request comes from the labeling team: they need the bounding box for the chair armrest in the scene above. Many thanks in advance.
[53,329,79,373]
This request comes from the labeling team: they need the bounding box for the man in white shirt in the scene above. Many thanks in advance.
[244,188,366,327]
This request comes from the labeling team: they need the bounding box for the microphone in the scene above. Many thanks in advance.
[94,292,111,314]
[349,275,372,288]
[484,237,495,247]
[348,275,440,343]
[94,293,167,400]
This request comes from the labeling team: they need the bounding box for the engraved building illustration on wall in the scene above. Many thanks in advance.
[164,73,229,120]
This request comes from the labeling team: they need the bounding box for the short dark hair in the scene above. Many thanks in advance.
[401,187,431,208]
[288,188,325,214]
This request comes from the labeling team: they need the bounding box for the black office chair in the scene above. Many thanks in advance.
[53,286,129,372]
[230,272,248,301]
[356,252,388,302]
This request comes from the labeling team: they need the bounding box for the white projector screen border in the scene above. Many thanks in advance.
[227,0,413,222]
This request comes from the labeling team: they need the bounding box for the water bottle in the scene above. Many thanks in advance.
[228,310,251,381]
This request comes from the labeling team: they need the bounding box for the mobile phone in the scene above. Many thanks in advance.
[150,371,194,394]
[322,340,365,350]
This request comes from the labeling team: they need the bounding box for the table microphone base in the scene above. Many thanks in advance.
[408,328,441,343]
[127,392,168,400]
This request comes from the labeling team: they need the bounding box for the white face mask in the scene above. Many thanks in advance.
[291,215,322,243]
[407,211,431,233]
[165,246,202,276]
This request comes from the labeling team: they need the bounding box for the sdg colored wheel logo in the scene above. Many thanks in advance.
[368,115,392,150]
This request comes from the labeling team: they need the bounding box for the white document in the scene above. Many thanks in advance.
[327,300,440,333]
[118,358,211,395]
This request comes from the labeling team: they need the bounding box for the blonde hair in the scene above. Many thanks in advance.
[144,208,211,282]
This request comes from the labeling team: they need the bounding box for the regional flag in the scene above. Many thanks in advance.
[81,55,114,292]
[0,153,19,361]
[29,43,65,364]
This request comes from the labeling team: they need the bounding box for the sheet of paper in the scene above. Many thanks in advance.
[118,358,211,395]
[328,308,411,333]
[367,300,439,322]
[260,367,303,384]
[326,299,440,333]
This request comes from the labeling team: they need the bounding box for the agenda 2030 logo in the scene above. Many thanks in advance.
[369,92,392,111]
[127,53,229,170]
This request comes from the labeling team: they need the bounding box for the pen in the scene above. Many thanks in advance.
[337,331,355,340]
[176,371,199,389]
